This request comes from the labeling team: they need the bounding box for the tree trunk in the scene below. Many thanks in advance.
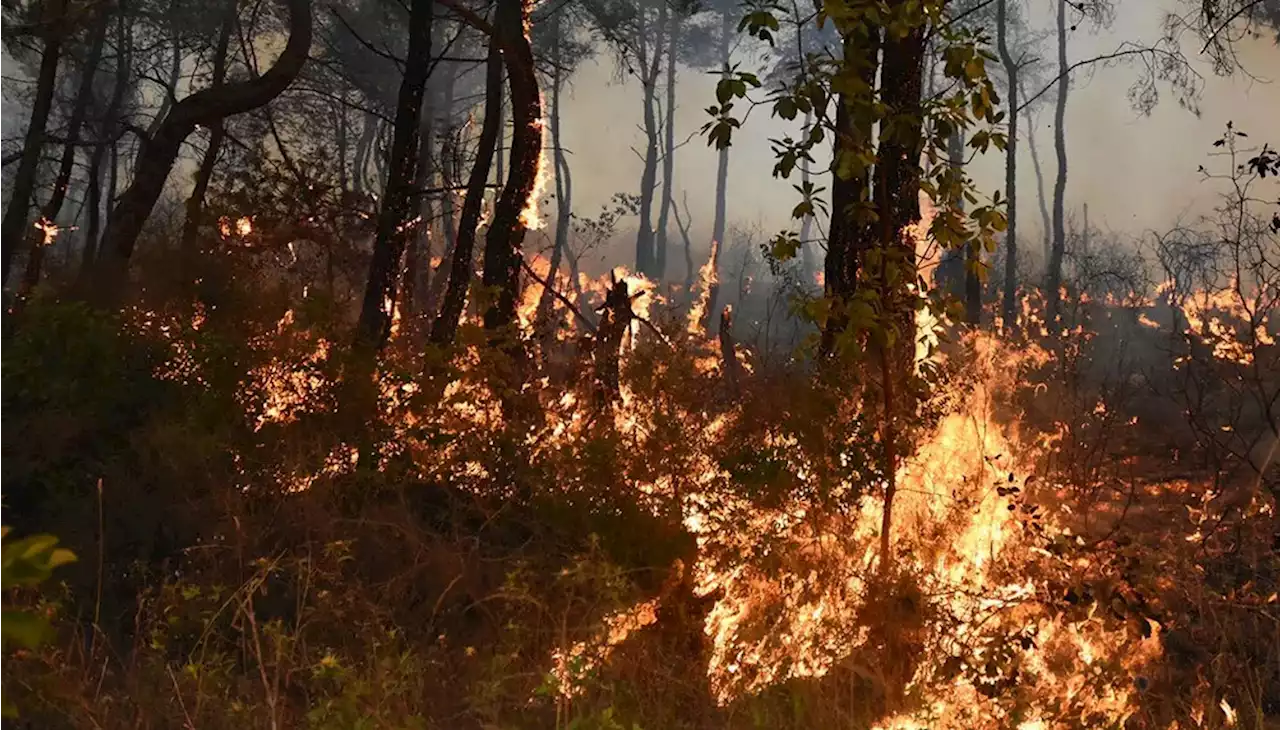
[494,70,505,197]
[146,9,182,139]
[704,8,733,328]
[633,4,663,278]
[180,0,237,256]
[873,8,927,571]
[406,79,438,324]
[353,113,376,198]
[655,13,678,283]
[19,5,108,296]
[337,96,349,192]
[534,12,571,337]
[820,27,880,354]
[95,0,313,296]
[480,0,542,335]
[3,0,67,286]
[83,149,104,271]
[83,10,131,276]
[673,192,695,289]
[429,34,503,347]
[372,121,390,193]
[997,0,1019,328]
[1046,0,1069,326]
[354,0,434,351]
[440,68,460,252]
[95,0,312,298]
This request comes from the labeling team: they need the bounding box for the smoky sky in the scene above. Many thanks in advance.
[558,0,1280,265]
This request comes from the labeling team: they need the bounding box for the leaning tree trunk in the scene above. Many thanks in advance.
[354,0,434,351]
[179,0,237,258]
[1046,0,1069,326]
[534,11,571,337]
[429,34,503,347]
[3,0,67,286]
[95,0,313,298]
[18,5,108,297]
[654,12,678,284]
[704,8,733,329]
[997,0,1019,328]
[480,0,542,335]
[633,4,663,278]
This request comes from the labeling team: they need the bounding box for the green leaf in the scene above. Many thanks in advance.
[2,609,52,649]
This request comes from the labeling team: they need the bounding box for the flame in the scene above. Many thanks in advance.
[32,217,59,246]
[687,240,720,335]
[518,104,549,231]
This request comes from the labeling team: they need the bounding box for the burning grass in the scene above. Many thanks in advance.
[3,239,1277,728]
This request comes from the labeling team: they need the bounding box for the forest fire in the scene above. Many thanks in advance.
[3,0,1276,726]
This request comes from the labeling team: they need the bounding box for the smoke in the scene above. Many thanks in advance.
[559,0,1280,266]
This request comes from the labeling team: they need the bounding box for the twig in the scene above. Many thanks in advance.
[521,256,596,333]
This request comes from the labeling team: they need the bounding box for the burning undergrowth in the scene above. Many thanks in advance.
[4,239,1276,729]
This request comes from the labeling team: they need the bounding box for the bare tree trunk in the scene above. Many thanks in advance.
[534,11,570,337]
[95,0,313,297]
[673,191,695,289]
[336,96,349,192]
[105,142,118,238]
[1046,0,1069,326]
[372,121,390,193]
[353,113,376,198]
[405,79,438,324]
[1024,103,1051,266]
[3,0,67,286]
[83,149,104,271]
[997,0,1019,328]
[633,4,663,278]
[180,0,237,256]
[655,13,677,283]
[480,0,542,336]
[436,67,460,262]
[354,0,435,351]
[429,35,503,347]
[19,5,109,296]
[704,8,732,327]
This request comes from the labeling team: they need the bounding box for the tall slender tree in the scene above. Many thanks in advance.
[18,4,110,296]
[3,0,69,286]
[480,0,543,334]
[430,23,504,347]
[354,0,435,351]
